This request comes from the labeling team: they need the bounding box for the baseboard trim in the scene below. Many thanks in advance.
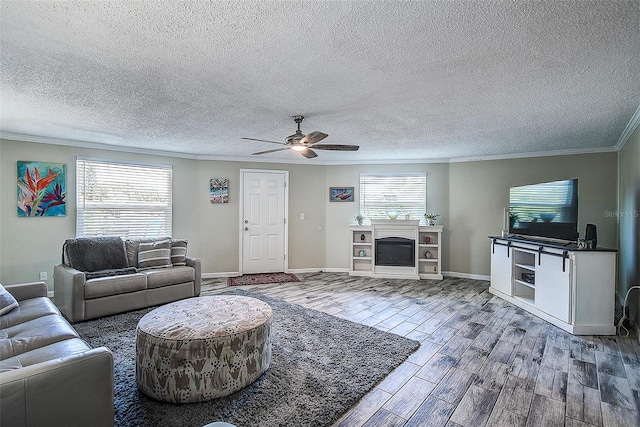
[286,268,328,274]
[202,269,488,280]
[202,272,239,279]
[444,271,491,281]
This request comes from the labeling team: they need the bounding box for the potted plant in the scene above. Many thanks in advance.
[354,214,364,225]
[424,212,441,226]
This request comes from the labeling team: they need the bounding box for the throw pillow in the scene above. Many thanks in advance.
[0,284,19,315]
[171,239,188,266]
[138,239,172,271]
[125,237,171,268]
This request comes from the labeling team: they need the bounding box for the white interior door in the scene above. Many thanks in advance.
[241,170,287,274]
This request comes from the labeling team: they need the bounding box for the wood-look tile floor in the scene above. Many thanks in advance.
[201,272,640,427]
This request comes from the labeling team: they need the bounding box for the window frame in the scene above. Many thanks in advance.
[359,172,427,222]
[76,157,173,238]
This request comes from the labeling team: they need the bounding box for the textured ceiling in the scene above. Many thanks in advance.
[1,1,639,164]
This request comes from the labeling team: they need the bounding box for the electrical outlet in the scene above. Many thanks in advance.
[39,272,47,281]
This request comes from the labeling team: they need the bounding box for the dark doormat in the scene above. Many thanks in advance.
[227,272,300,287]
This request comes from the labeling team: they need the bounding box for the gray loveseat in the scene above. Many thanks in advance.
[54,236,201,322]
[0,281,114,427]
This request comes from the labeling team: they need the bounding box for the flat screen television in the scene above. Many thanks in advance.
[509,178,579,241]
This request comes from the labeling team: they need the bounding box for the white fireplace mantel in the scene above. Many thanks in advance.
[349,223,443,280]
[371,220,420,279]
[371,219,420,241]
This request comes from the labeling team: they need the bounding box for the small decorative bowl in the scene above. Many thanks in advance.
[540,213,556,223]
[386,211,400,219]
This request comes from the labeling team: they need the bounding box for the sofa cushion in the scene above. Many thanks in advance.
[0,285,19,316]
[138,239,172,271]
[2,314,79,357]
[64,236,128,272]
[171,239,188,266]
[0,338,91,371]
[85,267,138,280]
[0,297,59,329]
[84,273,147,300]
[144,266,195,289]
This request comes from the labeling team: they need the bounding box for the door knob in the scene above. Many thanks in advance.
[244,220,248,224]
[244,227,248,231]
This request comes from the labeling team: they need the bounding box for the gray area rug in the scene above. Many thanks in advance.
[74,288,419,427]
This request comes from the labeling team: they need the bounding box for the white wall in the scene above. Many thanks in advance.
[0,138,620,290]
[323,163,450,271]
[191,160,327,274]
[618,124,640,329]
[0,139,328,287]
[448,153,619,276]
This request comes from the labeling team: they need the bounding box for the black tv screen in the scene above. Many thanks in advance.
[509,179,578,241]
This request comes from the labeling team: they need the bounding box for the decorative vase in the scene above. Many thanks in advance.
[425,250,433,259]
[359,249,366,257]
[357,219,363,225]
[427,219,436,226]
[386,211,400,220]
[360,234,365,241]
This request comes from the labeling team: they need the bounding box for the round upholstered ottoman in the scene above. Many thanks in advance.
[135,295,272,403]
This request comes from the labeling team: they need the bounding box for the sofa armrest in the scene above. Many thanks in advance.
[186,257,201,296]
[4,282,47,302]
[0,347,114,427]
[53,264,87,322]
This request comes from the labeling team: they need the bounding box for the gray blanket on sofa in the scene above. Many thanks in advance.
[64,236,130,272]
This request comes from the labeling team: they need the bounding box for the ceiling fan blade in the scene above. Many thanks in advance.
[299,148,318,159]
[299,131,328,145]
[242,137,285,145]
[252,147,291,155]
[310,144,360,151]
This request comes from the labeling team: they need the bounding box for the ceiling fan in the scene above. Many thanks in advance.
[242,115,359,159]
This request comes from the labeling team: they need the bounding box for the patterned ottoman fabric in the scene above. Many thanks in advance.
[135,296,272,403]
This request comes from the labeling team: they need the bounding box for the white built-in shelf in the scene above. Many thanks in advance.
[348,223,443,280]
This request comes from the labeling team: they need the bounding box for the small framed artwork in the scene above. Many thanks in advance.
[329,187,354,202]
[17,161,66,217]
[210,178,229,204]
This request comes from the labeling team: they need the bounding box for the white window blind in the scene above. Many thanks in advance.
[359,173,427,221]
[76,158,172,238]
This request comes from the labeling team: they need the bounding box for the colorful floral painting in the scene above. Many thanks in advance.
[17,161,66,217]
[210,178,229,204]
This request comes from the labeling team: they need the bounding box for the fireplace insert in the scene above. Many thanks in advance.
[375,237,415,267]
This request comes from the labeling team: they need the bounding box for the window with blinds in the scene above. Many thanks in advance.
[359,173,427,221]
[76,158,172,238]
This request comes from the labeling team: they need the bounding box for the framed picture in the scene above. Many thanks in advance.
[329,187,354,202]
[17,161,66,217]
[210,178,229,204]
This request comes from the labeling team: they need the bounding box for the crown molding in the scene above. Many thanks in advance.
[447,145,618,163]
[0,132,201,160]
[615,104,640,151]
[0,130,624,166]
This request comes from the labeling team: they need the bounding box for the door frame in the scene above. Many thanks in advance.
[238,169,289,274]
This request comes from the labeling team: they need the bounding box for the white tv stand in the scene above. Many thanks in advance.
[489,236,617,335]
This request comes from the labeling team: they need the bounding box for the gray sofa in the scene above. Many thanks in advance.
[54,236,201,322]
[0,281,114,427]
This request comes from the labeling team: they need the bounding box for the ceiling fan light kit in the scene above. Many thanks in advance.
[242,115,359,158]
